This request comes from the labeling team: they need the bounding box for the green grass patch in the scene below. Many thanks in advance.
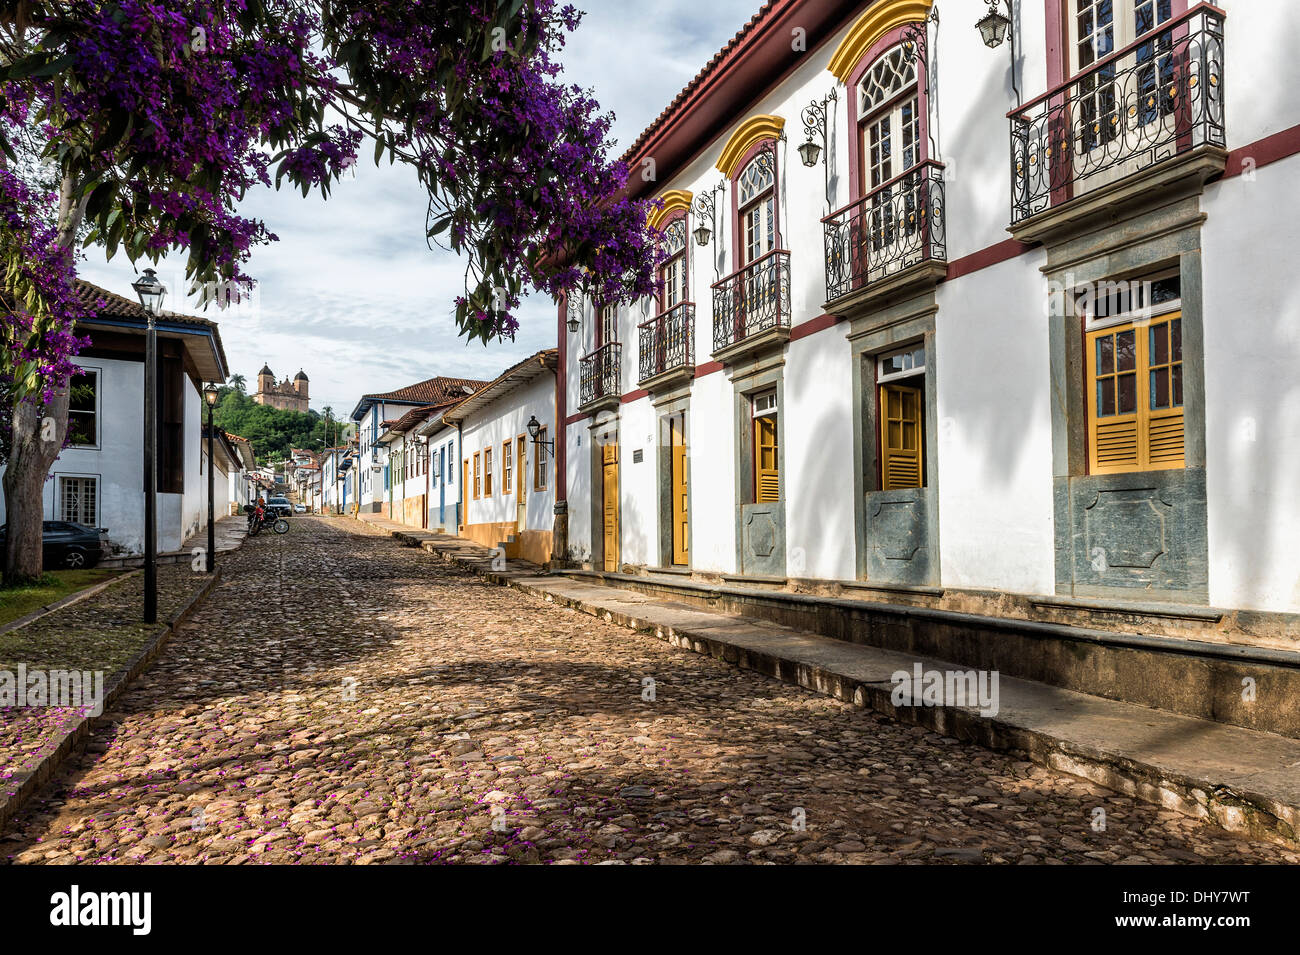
[0,568,122,629]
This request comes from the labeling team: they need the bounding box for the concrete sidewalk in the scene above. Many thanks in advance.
[347,512,1300,848]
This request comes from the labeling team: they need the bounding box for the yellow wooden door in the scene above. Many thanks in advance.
[754,414,779,503]
[880,384,923,490]
[461,458,469,525]
[601,443,619,572]
[671,416,689,565]
[516,437,527,530]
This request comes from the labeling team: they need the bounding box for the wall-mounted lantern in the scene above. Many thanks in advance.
[976,1,1019,103]
[527,415,555,455]
[976,0,1011,47]
[800,87,839,210]
[691,181,725,249]
[565,289,583,334]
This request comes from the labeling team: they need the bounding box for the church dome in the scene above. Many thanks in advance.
[259,363,274,376]
[294,369,309,381]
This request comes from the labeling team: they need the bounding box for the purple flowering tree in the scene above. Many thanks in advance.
[0,0,659,582]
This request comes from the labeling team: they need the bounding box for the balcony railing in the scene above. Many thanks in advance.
[579,341,620,408]
[1009,3,1225,224]
[711,249,791,354]
[638,302,695,383]
[823,160,946,303]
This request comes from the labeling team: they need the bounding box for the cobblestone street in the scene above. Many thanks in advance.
[4,517,1294,865]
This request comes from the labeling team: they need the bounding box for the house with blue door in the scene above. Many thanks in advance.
[415,410,459,533]
[349,375,484,516]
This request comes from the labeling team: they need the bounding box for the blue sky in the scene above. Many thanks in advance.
[77,1,760,416]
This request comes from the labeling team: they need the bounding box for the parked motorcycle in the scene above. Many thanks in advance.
[245,502,289,536]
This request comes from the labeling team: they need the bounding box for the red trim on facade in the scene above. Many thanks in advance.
[556,296,568,499]
[945,237,1037,281]
[694,361,724,378]
[1223,122,1300,179]
[789,312,840,341]
[621,388,651,404]
[564,410,589,427]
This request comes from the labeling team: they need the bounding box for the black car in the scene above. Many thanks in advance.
[266,496,293,518]
[0,520,108,569]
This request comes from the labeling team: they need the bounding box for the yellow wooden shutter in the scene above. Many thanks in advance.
[755,415,779,503]
[1087,314,1184,473]
[880,384,923,490]
[1145,314,1185,468]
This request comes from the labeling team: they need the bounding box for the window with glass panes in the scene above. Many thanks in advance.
[1070,0,1175,153]
[68,370,98,446]
[1083,275,1184,473]
[599,303,619,346]
[660,218,688,310]
[737,150,776,266]
[858,43,922,248]
[59,475,97,525]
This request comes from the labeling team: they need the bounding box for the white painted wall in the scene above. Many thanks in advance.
[1201,151,1300,612]
[0,354,205,554]
[553,0,1297,613]
[935,251,1055,594]
[461,374,555,533]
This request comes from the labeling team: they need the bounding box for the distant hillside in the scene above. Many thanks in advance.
[212,385,346,465]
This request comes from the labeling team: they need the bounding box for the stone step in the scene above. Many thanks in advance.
[514,573,1300,849]
[558,569,1300,741]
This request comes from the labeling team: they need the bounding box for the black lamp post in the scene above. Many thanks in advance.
[204,383,218,572]
[132,267,165,623]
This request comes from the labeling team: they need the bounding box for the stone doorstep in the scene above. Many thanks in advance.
[347,519,1300,849]
[0,569,223,833]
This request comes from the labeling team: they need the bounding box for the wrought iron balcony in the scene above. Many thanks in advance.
[711,249,791,357]
[1009,3,1225,226]
[638,302,695,387]
[823,160,946,304]
[579,341,620,410]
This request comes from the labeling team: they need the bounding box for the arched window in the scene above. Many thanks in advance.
[735,148,776,266]
[857,41,922,194]
[659,216,688,311]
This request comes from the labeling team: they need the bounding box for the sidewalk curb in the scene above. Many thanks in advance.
[344,515,1300,849]
[0,569,223,834]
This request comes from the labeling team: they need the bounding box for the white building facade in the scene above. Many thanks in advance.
[445,350,558,565]
[0,282,228,556]
[556,0,1300,632]
[350,376,484,516]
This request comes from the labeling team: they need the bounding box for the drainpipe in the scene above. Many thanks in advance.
[552,300,569,565]
[456,421,465,532]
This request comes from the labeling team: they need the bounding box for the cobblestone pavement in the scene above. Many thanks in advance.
[3,518,1295,865]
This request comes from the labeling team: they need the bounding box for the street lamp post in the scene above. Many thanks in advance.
[204,383,219,572]
[132,268,166,624]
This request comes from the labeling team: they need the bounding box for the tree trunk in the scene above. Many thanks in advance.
[3,387,69,583]
[2,170,83,584]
